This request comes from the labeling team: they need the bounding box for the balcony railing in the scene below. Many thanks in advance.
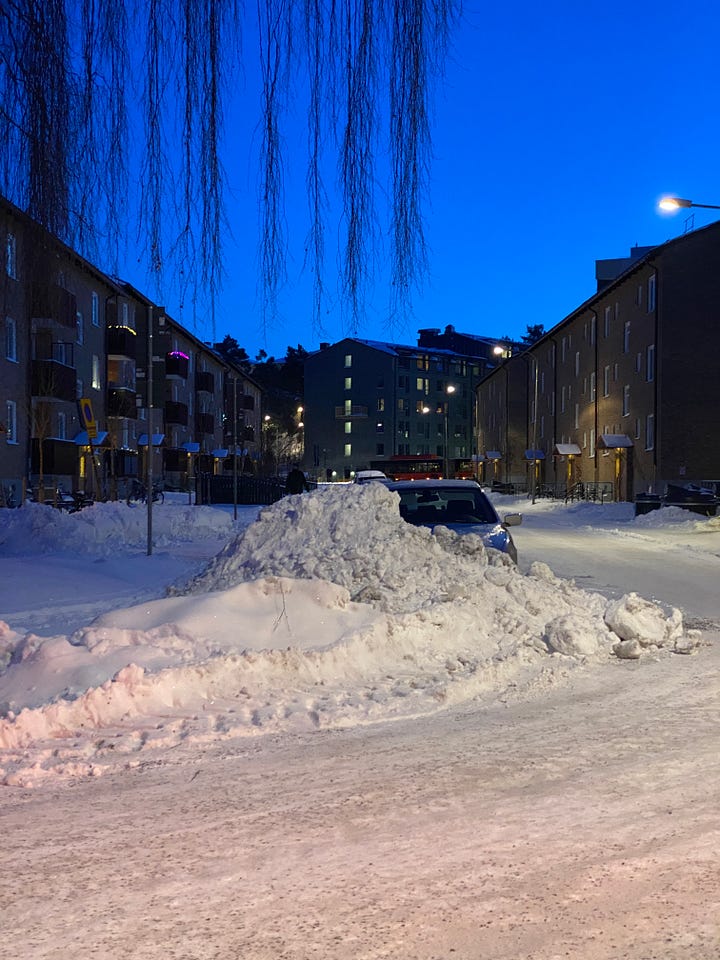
[165,400,188,426]
[107,326,138,360]
[107,388,138,419]
[195,412,214,435]
[165,351,189,380]
[334,404,368,419]
[31,359,76,402]
[195,370,215,393]
[31,283,77,329]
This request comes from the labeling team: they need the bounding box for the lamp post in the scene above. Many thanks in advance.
[659,196,720,211]
[443,384,456,478]
[232,375,238,521]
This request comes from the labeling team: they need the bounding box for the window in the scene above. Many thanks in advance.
[57,411,67,439]
[589,371,596,402]
[589,315,596,345]
[5,316,17,361]
[376,421,384,433]
[560,385,566,413]
[92,355,101,389]
[646,344,655,382]
[376,443,384,455]
[622,384,630,416]
[416,377,429,393]
[76,377,83,399]
[623,321,630,353]
[377,398,385,412]
[6,233,17,279]
[636,352,642,373]
[91,292,99,326]
[344,443,352,457]
[344,399,352,416]
[344,377,352,390]
[76,310,84,344]
[122,301,129,326]
[344,421,352,434]
[636,284,643,307]
[647,275,656,312]
[603,306,611,338]
[561,336,567,362]
[646,414,655,450]
[5,400,17,443]
[634,417,641,440]
[574,403,579,429]
[589,429,595,458]
[603,365,610,397]
[344,354,352,368]
[574,351,580,376]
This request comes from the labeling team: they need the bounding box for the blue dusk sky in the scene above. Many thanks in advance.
[124,0,720,359]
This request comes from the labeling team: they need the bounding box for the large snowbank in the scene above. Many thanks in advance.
[0,485,704,786]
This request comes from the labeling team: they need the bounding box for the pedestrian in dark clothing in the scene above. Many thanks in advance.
[285,466,308,494]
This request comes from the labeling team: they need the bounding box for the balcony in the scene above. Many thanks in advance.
[164,400,188,426]
[107,388,138,419]
[195,370,215,393]
[334,404,368,419]
[31,359,76,402]
[31,283,77,329]
[195,412,214,435]
[107,326,138,360]
[165,351,189,380]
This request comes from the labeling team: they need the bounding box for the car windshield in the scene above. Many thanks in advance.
[397,488,498,525]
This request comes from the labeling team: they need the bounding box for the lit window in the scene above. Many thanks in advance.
[344,421,352,434]
[589,429,595,458]
[344,354,352,368]
[377,398,385,412]
[344,399,352,416]
[5,316,17,361]
[344,377,352,390]
[344,443,352,457]
[92,355,101,389]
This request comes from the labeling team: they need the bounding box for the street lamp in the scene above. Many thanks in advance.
[659,196,720,211]
[443,385,456,478]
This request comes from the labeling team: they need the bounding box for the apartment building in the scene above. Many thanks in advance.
[303,335,509,480]
[0,197,260,503]
[476,222,720,500]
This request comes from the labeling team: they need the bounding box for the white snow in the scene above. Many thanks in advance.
[1,487,718,958]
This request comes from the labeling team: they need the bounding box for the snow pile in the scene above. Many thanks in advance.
[0,485,703,786]
[0,497,232,555]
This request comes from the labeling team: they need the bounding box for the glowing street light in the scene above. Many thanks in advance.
[659,196,720,212]
[443,384,456,478]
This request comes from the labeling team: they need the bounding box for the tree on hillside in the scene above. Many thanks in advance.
[2,1,461,337]
[521,324,546,346]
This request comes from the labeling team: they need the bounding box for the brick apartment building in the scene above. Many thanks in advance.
[476,223,720,500]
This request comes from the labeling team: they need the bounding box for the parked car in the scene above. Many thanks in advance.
[387,479,522,562]
[354,469,391,484]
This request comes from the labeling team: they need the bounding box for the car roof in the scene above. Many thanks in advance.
[387,479,482,490]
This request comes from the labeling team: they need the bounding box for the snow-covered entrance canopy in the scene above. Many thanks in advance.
[485,450,503,460]
[598,434,634,449]
[525,449,545,460]
[554,443,581,457]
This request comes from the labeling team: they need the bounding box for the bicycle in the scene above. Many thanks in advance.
[126,479,165,505]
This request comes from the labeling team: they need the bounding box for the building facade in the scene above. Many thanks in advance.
[303,336,506,480]
[1,197,261,503]
[476,223,720,500]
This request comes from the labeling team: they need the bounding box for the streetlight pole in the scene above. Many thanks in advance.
[232,375,238,522]
[443,384,456,478]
